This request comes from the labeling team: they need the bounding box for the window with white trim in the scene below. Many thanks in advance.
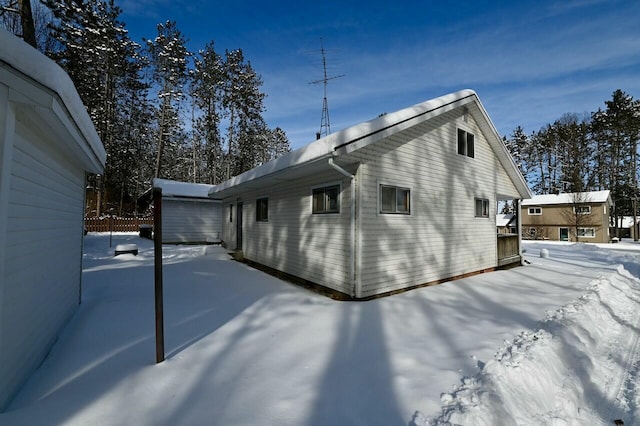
[256,197,268,222]
[457,128,475,158]
[475,198,489,218]
[577,227,595,238]
[312,185,340,214]
[528,207,542,215]
[574,205,591,215]
[380,184,410,214]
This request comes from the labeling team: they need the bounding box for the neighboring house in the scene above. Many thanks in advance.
[521,190,612,243]
[0,30,105,410]
[497,213,517,234]
[152,178,222,244]
[209,89,532,299]
[614,216,640,239]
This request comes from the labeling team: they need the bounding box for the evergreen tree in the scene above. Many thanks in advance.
[192,41,225,184]
[591,90,640,234]
[145,20,191,179]
[552,113,593,193]
[44,0,143,215]
[1,0,55,52]
[222,49,267,177]
[504,126,530,184]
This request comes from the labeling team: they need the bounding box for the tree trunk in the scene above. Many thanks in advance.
[18,0,37,49]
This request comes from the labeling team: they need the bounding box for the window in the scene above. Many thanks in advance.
[457,129,475,158]
[528,207,542,215]
[475,198,489,218]
[574,205,591,215]
[380,184,410,214]
[577,227,596,238]
[312,185,340,214]
[229,204,233,223]
[256,197,268,222]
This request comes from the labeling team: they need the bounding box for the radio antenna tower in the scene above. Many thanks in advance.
[309,38,344,139]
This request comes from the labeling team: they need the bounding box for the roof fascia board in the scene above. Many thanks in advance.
[209,152,334,197]
[471,94,532,199]
[334,95,474,156]
[162,195,221,202]
[0,59,105,172]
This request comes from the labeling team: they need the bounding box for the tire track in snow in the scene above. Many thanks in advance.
[606,276,640,425]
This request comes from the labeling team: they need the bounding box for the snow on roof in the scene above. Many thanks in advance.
[209,89,481,196]
[0,28,105,168]
[521,190,611,206]
[617,216,639,228]
[153,178,217,199]
[496,213,515,227]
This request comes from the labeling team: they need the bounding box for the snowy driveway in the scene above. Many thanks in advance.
[1,235,639,425]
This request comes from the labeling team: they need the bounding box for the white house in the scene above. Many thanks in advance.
[153,178,222,244]
[0,30,105,410]
[209,89,532,299]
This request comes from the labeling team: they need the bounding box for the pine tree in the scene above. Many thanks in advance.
[192,41,225,184]
[44,0,145,215]
[222,49,268,177]
[145,20,191,179]
[591,90,640,235]
[504,126,530,183]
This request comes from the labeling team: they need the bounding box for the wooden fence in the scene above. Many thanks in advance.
[497,234,520,266]
[85,217,154,233]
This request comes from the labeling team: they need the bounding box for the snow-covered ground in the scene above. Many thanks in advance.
[1,234,640,425]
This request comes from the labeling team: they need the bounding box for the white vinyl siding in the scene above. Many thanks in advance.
[1,115,85,409]
[221,171,353,295]
[347,106,518,297]
[161,198,222,243]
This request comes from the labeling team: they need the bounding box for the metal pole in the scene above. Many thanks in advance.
[153,188,165,363]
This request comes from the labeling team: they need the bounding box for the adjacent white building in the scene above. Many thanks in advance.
[209,89,532,299]
[0,30,105,409]
[153,178,221,244]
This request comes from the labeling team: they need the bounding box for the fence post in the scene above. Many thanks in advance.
[153,188,164,363]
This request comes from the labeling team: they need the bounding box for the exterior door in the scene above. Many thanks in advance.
[559,227,569,241]
[236,202,243,250]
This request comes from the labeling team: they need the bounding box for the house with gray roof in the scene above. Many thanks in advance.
[209,89,532,299]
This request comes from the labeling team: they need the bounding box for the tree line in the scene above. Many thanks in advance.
[504,89,640,232]
[1,0,291,216]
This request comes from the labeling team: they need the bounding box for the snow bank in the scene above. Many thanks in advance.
[421,265,640,425]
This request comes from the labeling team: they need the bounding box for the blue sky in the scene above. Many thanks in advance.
[120,0,640,150]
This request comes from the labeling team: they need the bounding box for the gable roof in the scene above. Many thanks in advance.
[0,28,105,172]
[209,89,531,199]
[496,213,516,227]
[521,190,612,206]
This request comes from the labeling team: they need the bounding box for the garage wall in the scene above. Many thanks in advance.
[0,107,86,410]
[162,198,222,244]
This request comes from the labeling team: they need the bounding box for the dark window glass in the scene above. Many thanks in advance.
[380,185,410,214]
[256,198,268,222]
[312,185,340,214]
